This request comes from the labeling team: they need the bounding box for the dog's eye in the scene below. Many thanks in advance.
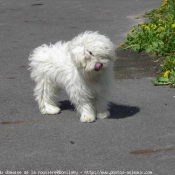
[89,51,93,56]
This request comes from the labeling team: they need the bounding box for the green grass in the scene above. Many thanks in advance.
[121,0,175,86]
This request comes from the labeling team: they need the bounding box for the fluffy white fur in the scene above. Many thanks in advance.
[28,31,116,123]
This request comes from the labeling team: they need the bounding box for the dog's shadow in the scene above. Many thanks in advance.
[108,102,140,119]
[58,100,140,119]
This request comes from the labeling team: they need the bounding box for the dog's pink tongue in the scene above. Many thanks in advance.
[95,63,103,71]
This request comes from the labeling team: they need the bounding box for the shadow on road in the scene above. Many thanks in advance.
[114,48,161,79]
[109,102,140,119]
[58,100,140,119]
[58,100,75,111]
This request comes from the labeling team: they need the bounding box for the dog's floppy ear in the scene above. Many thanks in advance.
[70,44,86,68]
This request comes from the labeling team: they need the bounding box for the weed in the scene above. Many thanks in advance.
[122,0,175,86]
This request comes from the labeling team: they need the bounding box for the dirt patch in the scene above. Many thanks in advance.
[114,48,162,79]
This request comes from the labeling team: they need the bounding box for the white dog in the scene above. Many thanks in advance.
[28,31,116,122]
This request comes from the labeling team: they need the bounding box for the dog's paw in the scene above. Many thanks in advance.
[41,103,61,115]
[80,114,96,123]
[97,111,110,119]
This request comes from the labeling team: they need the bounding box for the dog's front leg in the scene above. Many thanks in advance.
[79,103,96,123]
[95,96,110,119]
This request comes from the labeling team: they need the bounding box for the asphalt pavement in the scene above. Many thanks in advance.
[1,0,175,175]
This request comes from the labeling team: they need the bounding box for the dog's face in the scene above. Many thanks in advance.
[70,31,116,75]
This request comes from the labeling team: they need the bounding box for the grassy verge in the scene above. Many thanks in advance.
[121,0,175,86]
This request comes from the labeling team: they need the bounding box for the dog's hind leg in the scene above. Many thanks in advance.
[34,78,60,115]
